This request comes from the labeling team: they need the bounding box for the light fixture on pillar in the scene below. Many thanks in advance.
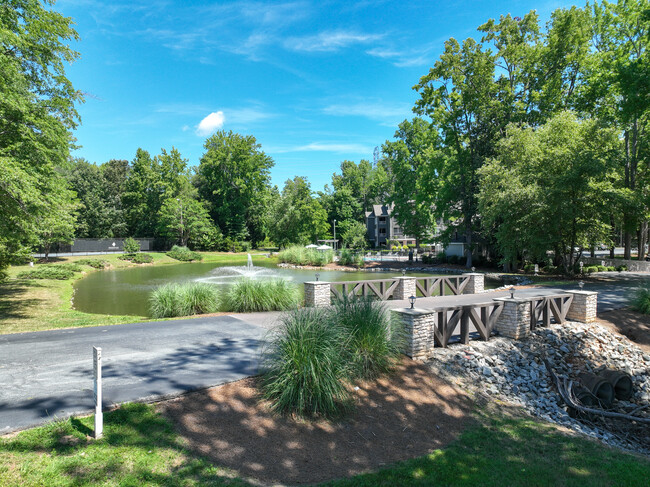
[578,280,584,290]
[315,273,320,281]
[509,286,516,299]
[471,266,476,272]
[402,269,406,276]
[409,295,416,309]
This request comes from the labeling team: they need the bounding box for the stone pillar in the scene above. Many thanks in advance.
[565,291,598,323]
[493,298,531,339]
[304,281,331,308]
[390,308,435,360]
[462,273,484,294]
[393,276,417,300]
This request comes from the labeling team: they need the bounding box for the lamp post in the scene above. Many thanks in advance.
[315,273,320,281]
[509,286,516,299]
[409,295,416,309]
[333,219,336,251]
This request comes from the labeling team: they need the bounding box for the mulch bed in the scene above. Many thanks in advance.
[159,359,473,485]
[596,308,650,353]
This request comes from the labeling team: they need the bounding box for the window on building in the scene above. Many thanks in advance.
[379,228,387,235]
[379,217,386,223]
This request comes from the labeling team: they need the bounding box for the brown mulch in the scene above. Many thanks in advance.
[595,308,650,354]
[159,359,473,486]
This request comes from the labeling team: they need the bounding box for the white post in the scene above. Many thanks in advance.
[93,346,103,439]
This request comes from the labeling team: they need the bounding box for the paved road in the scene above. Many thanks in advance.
[0,314,278,434]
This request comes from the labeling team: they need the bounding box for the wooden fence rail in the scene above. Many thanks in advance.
[415,276,470,297]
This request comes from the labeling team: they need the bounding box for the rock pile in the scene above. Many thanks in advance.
[426,321,650,454]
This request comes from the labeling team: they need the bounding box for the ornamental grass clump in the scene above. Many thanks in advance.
[331,296,404,380]
[149,282,219,318]
[260,308,352,418]
[221,278,299,312]
[277,245,334,266]
[631,286,650,314]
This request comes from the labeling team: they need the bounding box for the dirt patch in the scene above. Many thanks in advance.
[595,308,650,353]
[159,359,473,485]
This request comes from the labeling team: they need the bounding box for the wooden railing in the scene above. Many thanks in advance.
[430,301,505,348]
[529,294,574,330]
[415,276,470,297]
[330,279,400,300]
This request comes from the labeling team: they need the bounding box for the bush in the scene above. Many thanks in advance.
[631,286,650,314]
[167,245,203,262]
[277,245,334,266]
[597,265,607,272]
[260,308,352,418]
[76,259,108,269]
[585,265,599,273]
[338,248,356,266]
[220,278,299,312]
[523,263,535,273]
[331,297,403,380]
[543,265,558,274]
[17,265,77,280]
[617,265,628,272]
[607,266,615,272]
[149,282,219,318]
[132,253,153,264]
[123,237,141,254]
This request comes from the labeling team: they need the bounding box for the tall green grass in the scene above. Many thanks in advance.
[277,245,334,266]
[631,285,650,314]
[261,296,403,418]
[333,296,404,379]
[220,278,299,312]
[260,308,352,417]
[149,282,219,318]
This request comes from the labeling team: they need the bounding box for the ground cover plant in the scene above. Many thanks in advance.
[220,278,299,312]
[167,245,203,262]
[118,252,154,264]
[277,245,334,266]
[75,258,108,269]
[16,264,81,280]
[149,282,219,318]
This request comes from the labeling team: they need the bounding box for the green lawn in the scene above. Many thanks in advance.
[1,404,647,486]
[0,252,272,335]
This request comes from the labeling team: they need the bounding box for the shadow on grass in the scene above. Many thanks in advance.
[0,280,42,322]
[0,403,251,486]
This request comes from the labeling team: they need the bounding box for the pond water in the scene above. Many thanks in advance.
[72,257,499,317]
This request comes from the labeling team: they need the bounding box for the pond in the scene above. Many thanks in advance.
[72,257,499,317]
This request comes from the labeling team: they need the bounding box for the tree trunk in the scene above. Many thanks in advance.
[639,221,648,261]
[624,230,632,260]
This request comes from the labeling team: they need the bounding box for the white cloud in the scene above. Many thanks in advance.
[273,142,373,154]
[196,111,225,136]
[285,30,383,52]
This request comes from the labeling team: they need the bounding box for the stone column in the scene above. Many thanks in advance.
[493,297,531,339]
[393,276,417,300]
[390,308,435,360]
[304,281,331,308]
[462,273,484,294]
[565,291,598,323]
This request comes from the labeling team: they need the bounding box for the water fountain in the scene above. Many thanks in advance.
[196,253,284,284]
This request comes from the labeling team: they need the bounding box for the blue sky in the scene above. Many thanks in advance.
[58,0,571,191]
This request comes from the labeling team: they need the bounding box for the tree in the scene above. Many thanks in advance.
[270,177,329,248]
[382,118,439,248]
[339,220,368,249]
[37,182,78,261]
[478,112,621,273]
[0,0,81,272]
[196,131,274,243]
[123,148,161,237]
[157,194,216,248]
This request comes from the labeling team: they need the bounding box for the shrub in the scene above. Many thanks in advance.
[585,265,599,273]
[617,265,628,272]
[607,266,615,272]
[260,308,352,418]
[149,282,219,318]
[277,245,334,266]
[597,265,607,272]
[167,245,203,262]
[355,254,365,268]
[132,253,153,264]
[631,286,650,314]
[17,265,77,280]
[523,263,535,273]
[330,297,403,380]
[76,259,108,269]
[543,265,558,274]
[338,248,356,266]
[123,237,141,254]
[221,278,299,312]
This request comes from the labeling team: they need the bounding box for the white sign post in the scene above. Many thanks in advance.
[93,346,103,439]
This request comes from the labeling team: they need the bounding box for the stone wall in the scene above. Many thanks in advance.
[393,276,417,300]
[390,308,435,360]
[462,273,484,294]
[493,299,531,339]
[583,256,650,272]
